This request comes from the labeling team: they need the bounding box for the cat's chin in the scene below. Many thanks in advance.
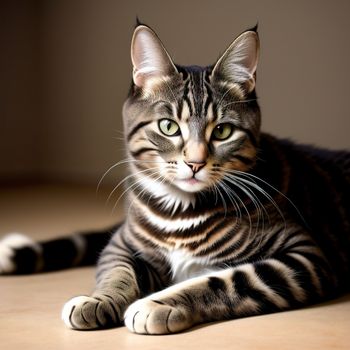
[173,178,208,193]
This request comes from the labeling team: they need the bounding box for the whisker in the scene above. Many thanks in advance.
[216,183,228,217]
[111,169,161,215]
[220,180,253,238]
[216,84,242,109]
[223,174,266,239]
[232,170,307,226]
[107,167,160,205]
[126,171,164,217]
[97,158,133,193]
[96,158,167,193]
[228,171,287,233]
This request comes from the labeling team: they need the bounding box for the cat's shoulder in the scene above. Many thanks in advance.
[259,132,350,173]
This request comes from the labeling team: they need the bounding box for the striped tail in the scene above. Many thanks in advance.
[0,224,120,274]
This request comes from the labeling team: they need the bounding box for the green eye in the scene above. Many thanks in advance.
[158,119,181,136]
[212,123,234,140]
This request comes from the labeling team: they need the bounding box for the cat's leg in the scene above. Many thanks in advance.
[124,240,335,334]
[62,224,165,330]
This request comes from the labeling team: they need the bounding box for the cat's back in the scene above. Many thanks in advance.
[257,133,350,288]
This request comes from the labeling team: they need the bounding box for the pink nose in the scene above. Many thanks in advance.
[184,161,206,173]
[183,141,208,173]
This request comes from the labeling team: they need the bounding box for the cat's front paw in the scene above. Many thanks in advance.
[124,298,193,334]
[62,295,122,330]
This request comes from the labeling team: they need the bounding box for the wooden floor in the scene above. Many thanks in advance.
[0,184,349,349]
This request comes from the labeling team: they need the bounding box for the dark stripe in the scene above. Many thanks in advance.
[277,254,318,301]
[116,292,129,304]
[233,270,282,313]
[218,135,247,154]
[243,227,285,261]
[135,208,225,241]
[233,155,255,166]
[132,186,224,219]
[203,86,213,117]
[254,262,298,305]
[283,239,316,252]
[130,147,158,158]
[212,234,248,261]
[41,231,112,272]
[208,276,227,292]
[238,127,258,147]
[298,251,334,294]
[191,71,204,116]
[41,239,79,271]
[104,299,119,324]
[127,121,152,141]
[12,247,39,274]
[183,79,193,117]
[81,231,114,265]
[194,218,240,256]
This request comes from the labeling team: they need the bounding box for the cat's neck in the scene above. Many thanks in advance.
[131,173,197,213]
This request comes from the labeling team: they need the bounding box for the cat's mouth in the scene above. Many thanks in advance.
[174,176,207,193]
[180,177,201,185]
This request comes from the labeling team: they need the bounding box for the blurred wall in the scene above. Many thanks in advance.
[1,0,350,186]
[0,1,42,182]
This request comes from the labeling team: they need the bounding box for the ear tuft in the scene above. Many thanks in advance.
[131,25,177,88]
[212,29,260,92]
[248,23,258,33]
[135,16,143,27]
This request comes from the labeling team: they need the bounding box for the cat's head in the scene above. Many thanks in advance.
[123,24,260,198]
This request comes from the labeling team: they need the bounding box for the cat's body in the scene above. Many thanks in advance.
[1,24,349,334]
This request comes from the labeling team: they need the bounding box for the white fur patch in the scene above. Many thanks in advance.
[132,170,196,212]
[0,233,41,274]
[135,198,210,233]
[167,249,217,283]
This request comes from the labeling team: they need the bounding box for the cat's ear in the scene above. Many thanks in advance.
[212,29,259,92]
[131,25,178,88]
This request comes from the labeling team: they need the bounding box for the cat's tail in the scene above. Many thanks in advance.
[0,224,121,274]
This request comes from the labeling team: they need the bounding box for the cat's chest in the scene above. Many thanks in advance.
[166,249,217,283]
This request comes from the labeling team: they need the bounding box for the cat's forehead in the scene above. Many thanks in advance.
[176,66,240,124]
[178,66,211,120]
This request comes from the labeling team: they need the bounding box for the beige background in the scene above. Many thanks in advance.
[1,0,350,186]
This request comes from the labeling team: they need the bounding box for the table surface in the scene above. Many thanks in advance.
[0,184,349,350]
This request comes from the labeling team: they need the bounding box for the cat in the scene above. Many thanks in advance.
[1,23,349,335]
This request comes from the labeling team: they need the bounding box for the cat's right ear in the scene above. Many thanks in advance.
[212,29,260,93]
[131,25,178,88]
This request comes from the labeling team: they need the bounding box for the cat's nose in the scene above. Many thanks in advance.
[183,141,208,173]
[184,161,207,174]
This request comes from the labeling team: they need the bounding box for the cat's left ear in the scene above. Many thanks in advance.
[212,29,260,92]
[131,25,178,88]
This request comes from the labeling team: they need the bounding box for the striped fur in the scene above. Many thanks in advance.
[1,24,350,334]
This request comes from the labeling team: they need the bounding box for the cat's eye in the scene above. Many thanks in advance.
[158,119,181,137]
[212,123,234,141]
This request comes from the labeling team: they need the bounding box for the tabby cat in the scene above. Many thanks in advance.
[1,24,350,335]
